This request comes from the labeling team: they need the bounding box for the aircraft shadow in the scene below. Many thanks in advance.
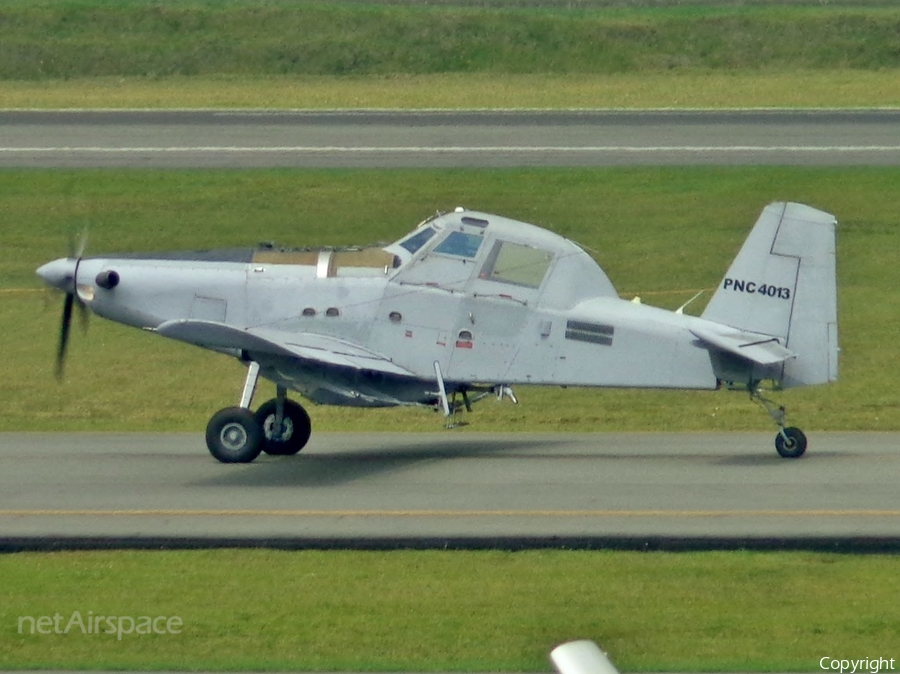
[194,437,569,488]
[715,450,854,466]
[193,438,852,488]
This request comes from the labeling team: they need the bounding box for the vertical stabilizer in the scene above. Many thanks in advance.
[701,202,838,388]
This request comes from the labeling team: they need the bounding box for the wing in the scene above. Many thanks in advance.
[155,319,415,376]
[690,325,795,366]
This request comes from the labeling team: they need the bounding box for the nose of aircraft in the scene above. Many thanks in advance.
[36,257,78,293]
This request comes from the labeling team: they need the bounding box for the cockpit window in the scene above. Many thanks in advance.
[399,226,437,254]
[433,231,483,258]
[480,240,553,288]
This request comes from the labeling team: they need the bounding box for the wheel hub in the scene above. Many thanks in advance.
[220,422,249,451]
[263,414,294,442]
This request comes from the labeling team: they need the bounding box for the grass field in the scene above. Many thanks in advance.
[7,0,900,80]
[4,70,900,109]
[3,549,900,671]
[4,2,900,79]
[2,1,900,109]
[4,166,900,433]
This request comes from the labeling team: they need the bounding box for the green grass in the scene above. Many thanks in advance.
[2,549,900,671]
[3,167,900,433]
[4,2,900,79]
[4,71,900,109]
[3,1,899,109]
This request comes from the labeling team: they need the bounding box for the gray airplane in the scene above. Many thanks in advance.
[37,201,837,463]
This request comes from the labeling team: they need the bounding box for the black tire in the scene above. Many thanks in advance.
[205,407,264,463]
[775,426,807,459]
[254,398,312,456]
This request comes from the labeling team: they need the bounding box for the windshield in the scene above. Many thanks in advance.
[433,230,484,259]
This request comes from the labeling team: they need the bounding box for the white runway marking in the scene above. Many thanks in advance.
[3,145,900,153]
[4,508,900,518]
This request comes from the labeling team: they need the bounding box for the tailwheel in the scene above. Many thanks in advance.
[255,397,311,456]
[206,407,264,463]
[775,426,807,459]
[750,386,808,459]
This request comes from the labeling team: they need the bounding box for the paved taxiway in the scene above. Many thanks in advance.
[2,432,899,544]
[2,109,900,167]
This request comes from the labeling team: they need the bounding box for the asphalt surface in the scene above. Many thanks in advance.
[2,109,900,167]
[2,432,899,548]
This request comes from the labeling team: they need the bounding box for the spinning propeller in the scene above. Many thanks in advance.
[37,229,90,379]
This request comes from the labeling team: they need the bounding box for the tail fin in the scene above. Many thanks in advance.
[701,202,838,388]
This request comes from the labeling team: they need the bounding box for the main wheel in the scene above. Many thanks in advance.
[254,398,312,456]
[775,426,807,459]
[206,407,264,463]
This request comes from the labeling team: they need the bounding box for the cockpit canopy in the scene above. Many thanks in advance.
[384,208,617,309]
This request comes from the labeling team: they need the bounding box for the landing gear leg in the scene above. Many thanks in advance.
[433,360,464,428]
[205,361,264,464]
[444,391,470,429]
[750,386,807,459]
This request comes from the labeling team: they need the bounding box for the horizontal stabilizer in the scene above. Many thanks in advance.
[156,319,414,376]
[691,325,795,366]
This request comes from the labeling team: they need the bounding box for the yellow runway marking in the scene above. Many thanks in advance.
[2,509,900,518]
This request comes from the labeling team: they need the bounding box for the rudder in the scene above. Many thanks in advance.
[701,202,838,388]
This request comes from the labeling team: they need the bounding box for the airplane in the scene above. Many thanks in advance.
[37,201,838,464]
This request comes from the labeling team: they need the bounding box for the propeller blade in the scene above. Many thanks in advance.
[67,226,89,260]
[48,226,90,380]
[56,293,74,380]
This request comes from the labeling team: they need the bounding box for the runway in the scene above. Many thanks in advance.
[2,432,899,548]
[2,109,900,167]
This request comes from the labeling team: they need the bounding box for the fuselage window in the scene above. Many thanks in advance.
[325,307,340,317]
[399,226,437,254]
[433,230,483,259]
[480,241,553,288]
[302,307,317,317]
